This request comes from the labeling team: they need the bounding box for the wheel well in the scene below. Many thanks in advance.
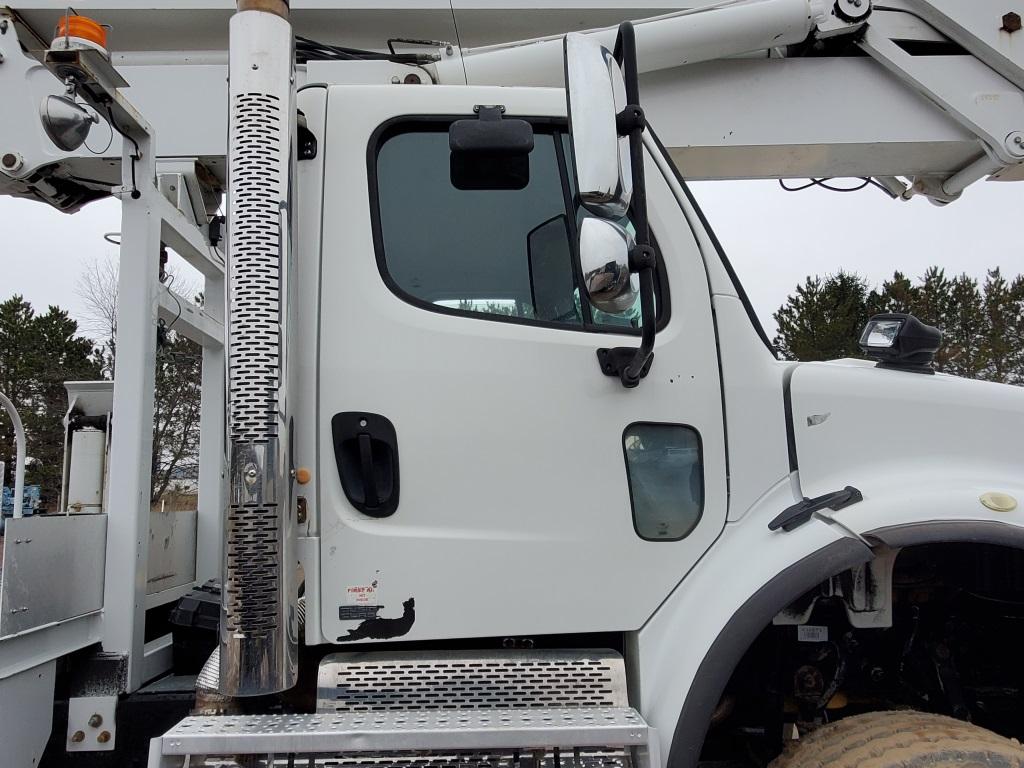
[695,540,1024,767]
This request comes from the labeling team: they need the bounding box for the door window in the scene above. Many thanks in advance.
[371,121,663,332]
[623,423,704,541]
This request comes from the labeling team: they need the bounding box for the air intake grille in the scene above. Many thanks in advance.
[317,651,629,713]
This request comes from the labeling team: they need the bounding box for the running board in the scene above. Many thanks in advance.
[147,707,659,768]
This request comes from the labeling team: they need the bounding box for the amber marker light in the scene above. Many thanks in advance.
[54,14,109,52]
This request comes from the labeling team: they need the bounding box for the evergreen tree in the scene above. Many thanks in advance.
[0,296,102,507]
[773,268,1023,387]
[773,271,870,361]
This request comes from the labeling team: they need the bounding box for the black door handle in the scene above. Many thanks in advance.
[332,412,400,518]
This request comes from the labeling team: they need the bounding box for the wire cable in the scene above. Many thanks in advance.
[162,272,183,332]
[779,177,896,196]
[83,107,114,155]
[873,4,933,26]
[294,35,433,65]
[104,104,141,199]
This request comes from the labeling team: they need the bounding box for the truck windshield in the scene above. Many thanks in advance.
[372,121,657,332]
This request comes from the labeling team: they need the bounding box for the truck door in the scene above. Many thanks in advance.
[316,85,727,643]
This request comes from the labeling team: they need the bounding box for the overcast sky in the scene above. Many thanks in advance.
[1,179,1021,338]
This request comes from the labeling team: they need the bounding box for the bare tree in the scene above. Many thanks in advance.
[77,256,204,504]
[77,255,119,378]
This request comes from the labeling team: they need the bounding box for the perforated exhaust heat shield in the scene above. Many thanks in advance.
[220,1,298,696]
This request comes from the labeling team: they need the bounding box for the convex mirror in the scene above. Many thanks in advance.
[564,33,632,219]
[579,217,638,314]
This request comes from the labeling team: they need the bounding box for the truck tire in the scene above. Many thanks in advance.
[770,711,1024,768]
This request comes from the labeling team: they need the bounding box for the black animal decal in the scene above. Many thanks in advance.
[337,597,415,642]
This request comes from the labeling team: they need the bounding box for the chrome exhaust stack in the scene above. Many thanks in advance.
[220,0,298,696]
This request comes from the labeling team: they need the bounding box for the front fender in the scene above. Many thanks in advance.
[636,477,871,768]
[640,469,1024,768]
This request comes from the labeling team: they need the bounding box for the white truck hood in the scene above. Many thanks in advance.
[787,359,1024,503]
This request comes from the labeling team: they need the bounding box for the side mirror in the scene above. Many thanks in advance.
[450,105,534,190]
[579,218,638,314]
[565,22,654,388]
[564,33,632,218]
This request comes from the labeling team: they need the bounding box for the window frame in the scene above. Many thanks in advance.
[366,115,670,335]
[621,421,705,543]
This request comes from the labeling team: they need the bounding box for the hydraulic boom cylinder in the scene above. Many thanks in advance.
[432,0,827,86]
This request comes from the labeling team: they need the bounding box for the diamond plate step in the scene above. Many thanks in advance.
[316,650,629,712]
[150,707,659,768]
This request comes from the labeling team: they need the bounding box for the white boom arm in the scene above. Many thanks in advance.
[0,0,1022,208]
[430,0,835,88]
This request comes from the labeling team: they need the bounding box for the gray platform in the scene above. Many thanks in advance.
[149,707,658,768]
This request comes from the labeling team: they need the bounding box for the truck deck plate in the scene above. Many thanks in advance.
[158,707,650,755]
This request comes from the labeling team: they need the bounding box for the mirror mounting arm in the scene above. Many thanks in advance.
[629,244,656,272]
[616,105,645,136]
[606,21,657,389]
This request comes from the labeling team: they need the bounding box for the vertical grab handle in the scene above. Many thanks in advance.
[357,433,380,509]
[332,413,400,518]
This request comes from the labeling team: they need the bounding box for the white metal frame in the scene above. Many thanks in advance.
[103,141,226,691]
[24,46,228,691]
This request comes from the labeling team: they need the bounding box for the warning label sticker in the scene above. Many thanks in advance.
[339,578,381,621]
[339,604,380,621]
[345,583,378,606]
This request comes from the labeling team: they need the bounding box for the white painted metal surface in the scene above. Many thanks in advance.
[9,2,691,52]
[61,381,113,522]
[315,85,727,642]
[0,660,56,768]
[147,508,197,596]
[100,124,163,694]
[66,427,106,513]
[908,0,1024,87]
[861,10,1024,168]
[196,272,226,585]
[435,0,822,86]
[73,79,222,694]
[141,633,175,684]
[67,694,117,752]
[5,1,1024,206]
[642,137,792,521]
[789,360,1024,503]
